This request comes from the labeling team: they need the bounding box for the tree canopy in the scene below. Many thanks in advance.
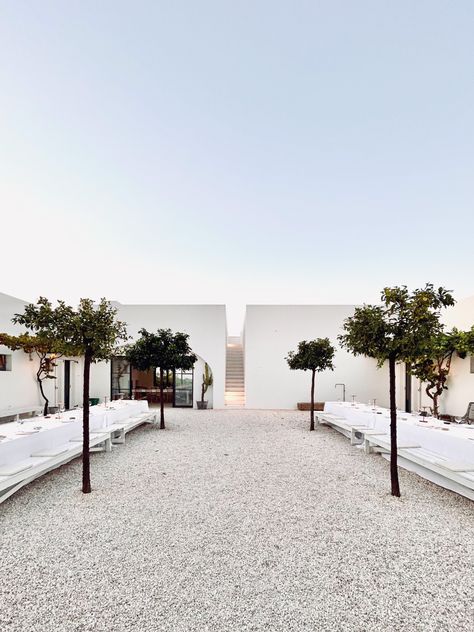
[126,328,197,372]
[286,338,335,373]
[339,285,455,366]
[12,296,128,361]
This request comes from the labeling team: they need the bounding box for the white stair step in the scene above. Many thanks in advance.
[226,338,245,407]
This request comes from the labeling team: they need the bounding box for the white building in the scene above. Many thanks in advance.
[243,305,391,409]
[1,292,473,417]
[0,294,226,414]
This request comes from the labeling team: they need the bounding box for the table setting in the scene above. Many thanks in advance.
[324,401,474,462]
[0,399,149,466]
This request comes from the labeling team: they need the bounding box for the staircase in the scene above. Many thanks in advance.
[225,337,245,408]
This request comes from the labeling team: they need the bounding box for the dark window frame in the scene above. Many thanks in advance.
[0,354,12,372]
[109,358,194,408]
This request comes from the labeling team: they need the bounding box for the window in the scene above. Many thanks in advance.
[0,354,12,371]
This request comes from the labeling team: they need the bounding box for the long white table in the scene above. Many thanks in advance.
[0,400,149,467]
[324,402,474,462]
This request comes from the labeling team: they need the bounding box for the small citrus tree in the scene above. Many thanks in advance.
[286,338,335,431]
[339,285,454,497]
[65,299,128,493]
[411,327,474,418]
[14,297,128,493]
[0,332,73,415]
[126,328,197,429]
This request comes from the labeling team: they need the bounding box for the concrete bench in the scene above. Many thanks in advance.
[317,413,372,440]
[0,406,43,424]
[70,432,113,453]
[397,446,474,500]
[0,444,82,504]
[350,427,388,446]
[363,434,422,455]
[0,410,158,504]
[107,411,158,445]
[317,411,474,500]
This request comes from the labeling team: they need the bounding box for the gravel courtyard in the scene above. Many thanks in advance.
[1,409,473,632]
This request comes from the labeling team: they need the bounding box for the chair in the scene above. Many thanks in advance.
[460,402,474,425]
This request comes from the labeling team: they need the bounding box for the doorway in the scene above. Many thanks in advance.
[64,360,71,410]
[405,364,412,413]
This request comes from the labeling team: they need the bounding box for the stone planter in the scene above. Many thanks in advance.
[196,401,208,410]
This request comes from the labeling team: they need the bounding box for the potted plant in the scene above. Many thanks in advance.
[197,363,213,409]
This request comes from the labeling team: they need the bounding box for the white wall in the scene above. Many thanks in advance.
[0,292,42,412]
[244,305,391,410]
[90,303,227,408]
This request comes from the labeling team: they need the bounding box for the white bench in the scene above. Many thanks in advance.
[70,432,114,453]
[364,437,474,500]
[0,410,157,504]
[317,413,372,440]
[317,411,474,500]
[363,434,422,455]
[397,446,474,500]
[107,411,158,445]
[0,406,43,423]
[0,443,82,504]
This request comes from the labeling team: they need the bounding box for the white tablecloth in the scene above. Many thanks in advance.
[324,402,474,462]
[0,400,149,466]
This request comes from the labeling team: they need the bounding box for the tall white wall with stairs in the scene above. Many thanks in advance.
[225,336,245,407]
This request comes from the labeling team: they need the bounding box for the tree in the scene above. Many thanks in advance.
[126,329,197,429]
[411,327,474,418]
[5,300,84,415]
[339,285,454,497]
[0,332,74,416]
[286,338,335,431]
[13,297,128,494]
[64,299,128,494]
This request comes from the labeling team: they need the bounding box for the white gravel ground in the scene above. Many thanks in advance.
[1,409,473,632]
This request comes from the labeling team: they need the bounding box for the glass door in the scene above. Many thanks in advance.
[174,368,194,408]
[111,357,132,399]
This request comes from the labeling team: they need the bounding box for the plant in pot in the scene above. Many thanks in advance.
[197,363,213,409]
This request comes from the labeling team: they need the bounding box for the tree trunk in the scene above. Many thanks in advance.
[201,382,205,402]
[82,349,92,494]
[37,356,49,416]
[425,384,440,418]
[38,375,49,416]
[389,354,401,497]
[159,367,165,429]
[310,369,315,431]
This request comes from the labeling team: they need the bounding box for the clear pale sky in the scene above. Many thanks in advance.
[1,1,473,333]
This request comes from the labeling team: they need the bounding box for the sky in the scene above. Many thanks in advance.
[1,1,473,333]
